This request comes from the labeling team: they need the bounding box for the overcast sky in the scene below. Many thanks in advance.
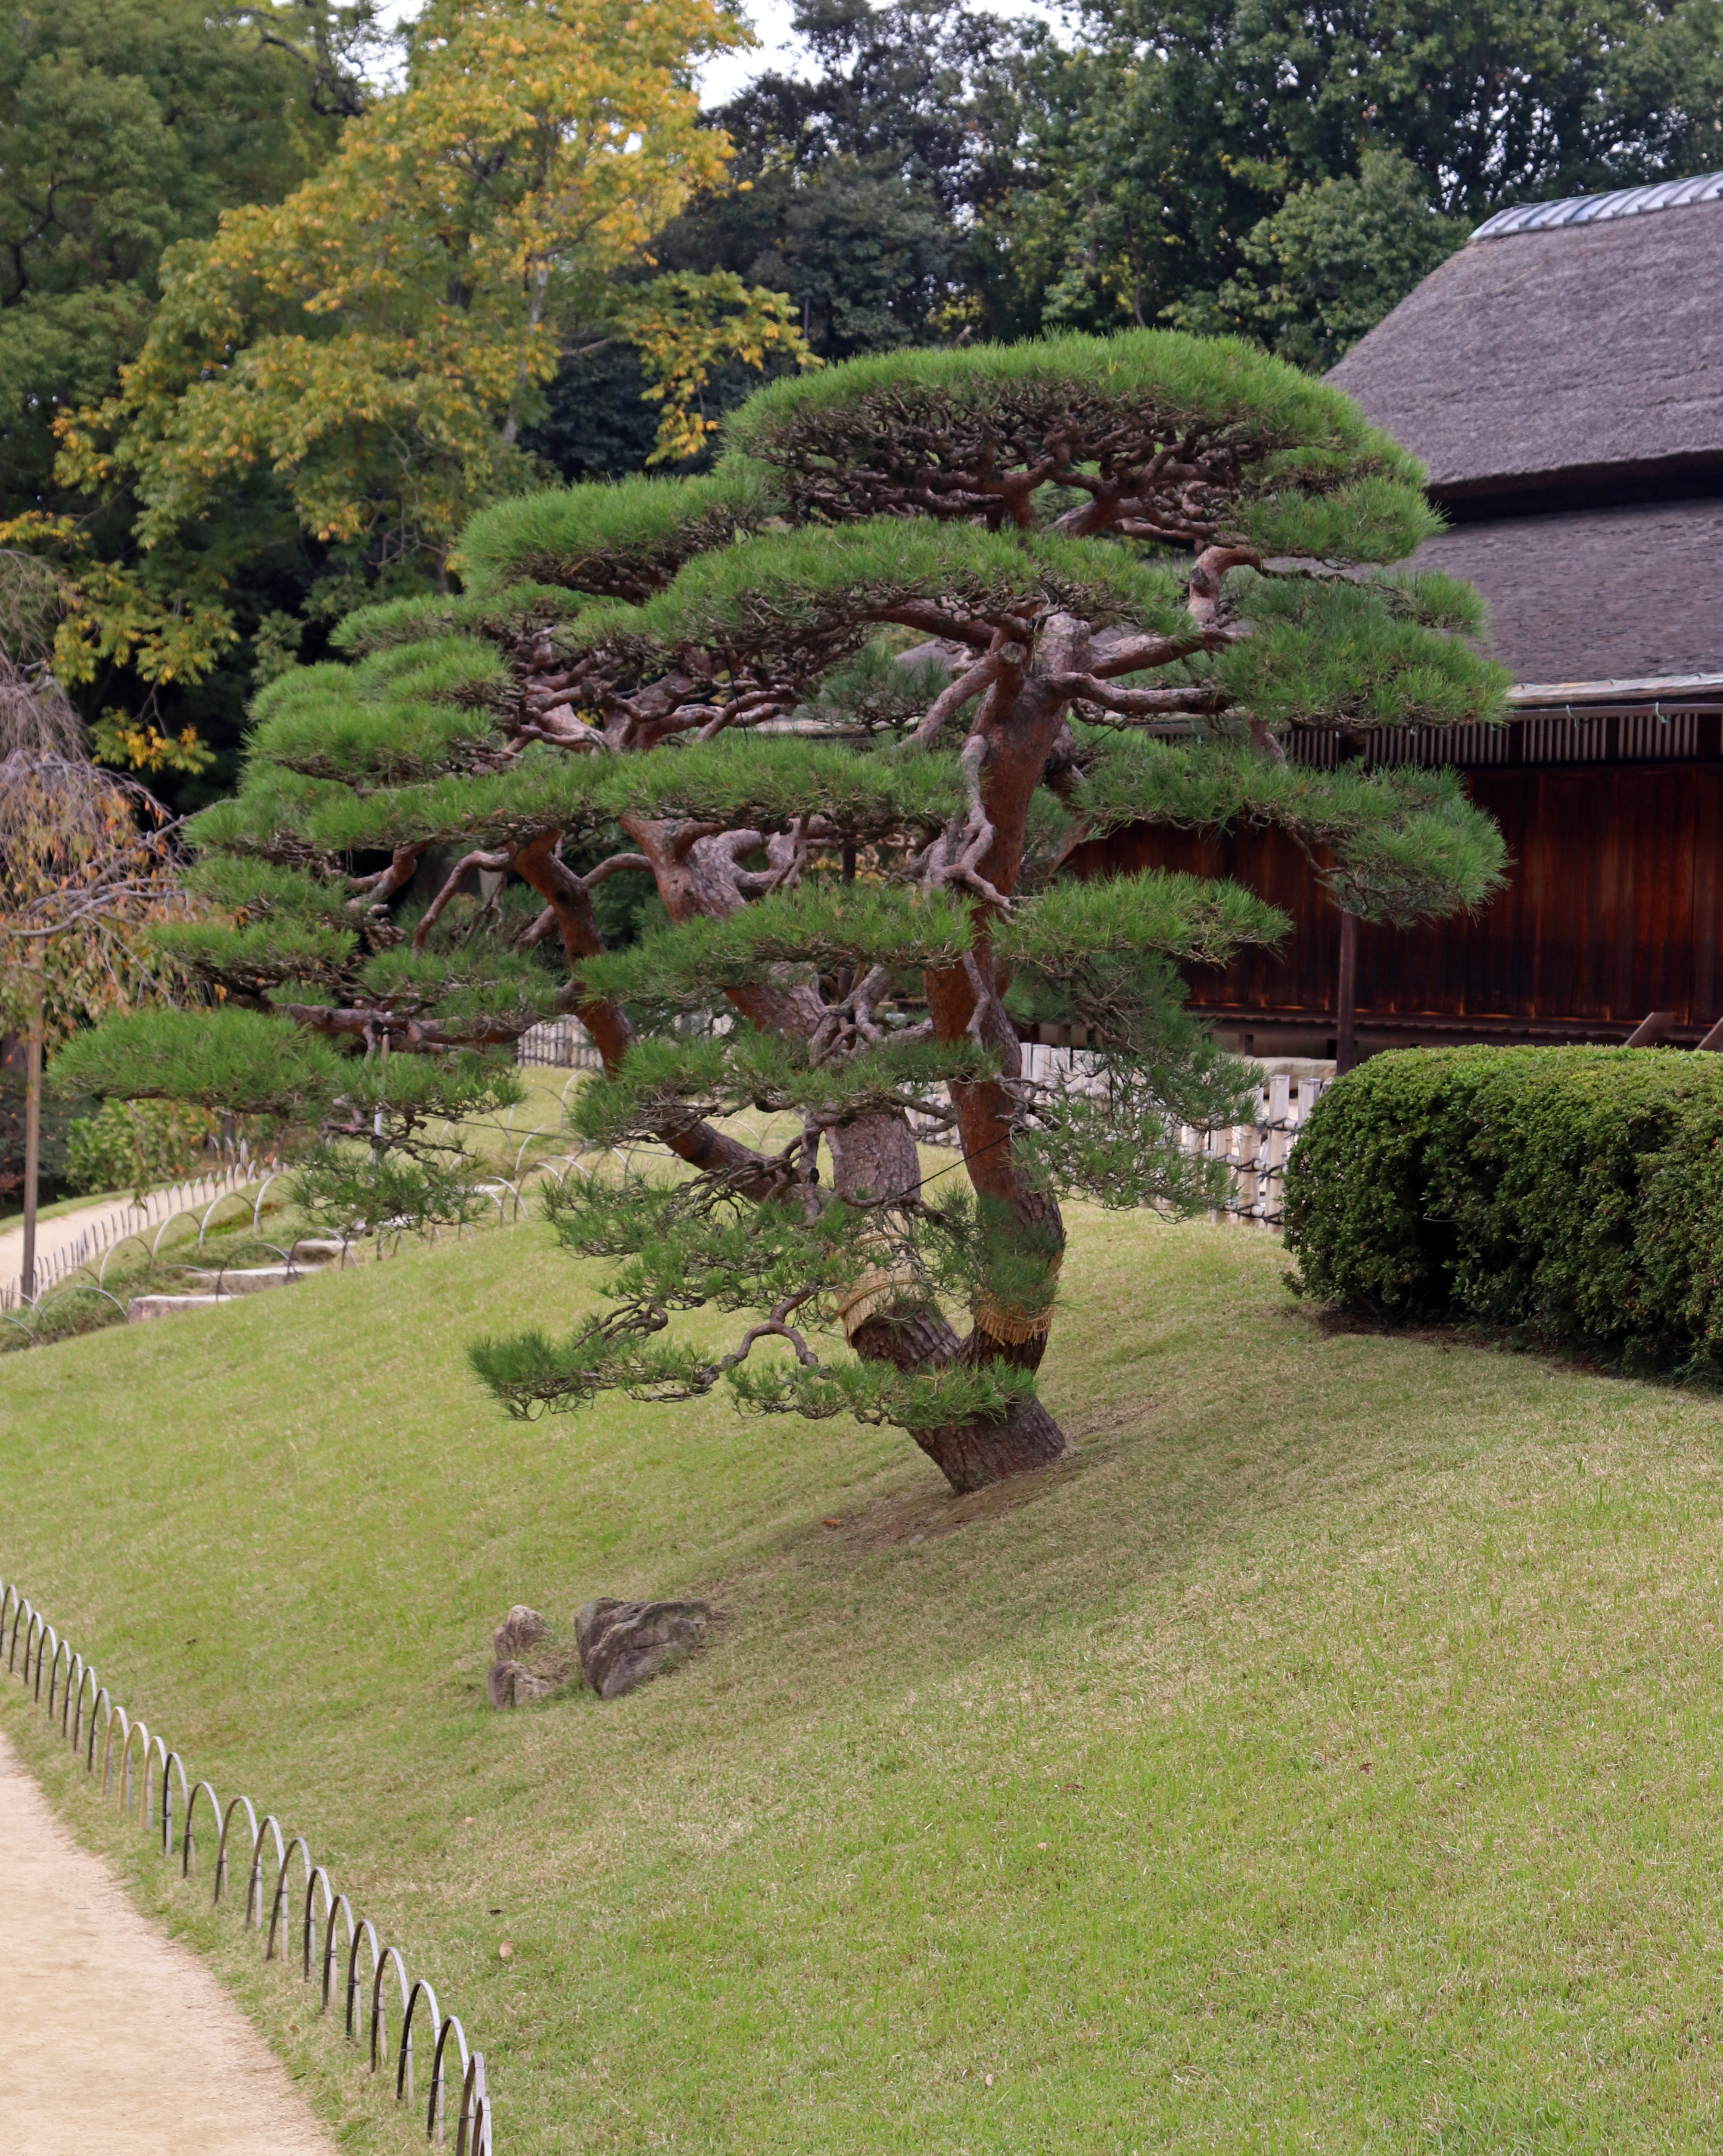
[373,1,1070,106]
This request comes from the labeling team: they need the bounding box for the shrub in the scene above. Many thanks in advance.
[1284,1046,1723,1372]
[64,1097,221,1197]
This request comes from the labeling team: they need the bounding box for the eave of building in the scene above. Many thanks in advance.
[1508,672,1723,709]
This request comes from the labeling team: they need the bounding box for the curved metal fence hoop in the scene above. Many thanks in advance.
[397,1976,441,2108]
[370,1945,410,2077]
[511,1126,554,1179]
[215,1793,258,1909]
[519,1158,569,1196]
[45,1632,69,1718]
[458,2053,490,2156]
[32,1619,53,1700]
[266,1834,315,1962]
[86,1685,111,1773]
[300,1865,335,1982]
[44,1279,127,1318]
[119,1717,149,1819]
[101,1702,129,1797]
[72,1662,99,1755]
[0,1581,18,1662]
[9,1598,31,1674]
[252,1171,285,1231]
[159,1749,191,1856]
[140,1731,169,1835]
[183,1781,221,1878]
[48,1638,75,1727]
[345,1917,380,2043]
[430,2014,471,2145]
[248,1813,287,1930]
[321,1892,355,2016]
[150,1206,202,1260]
[96,1229,152,1287]
[198,1183,258,1246]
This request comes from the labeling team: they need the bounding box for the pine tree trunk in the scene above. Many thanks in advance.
[827,1107,1070,1493]
[848,1296,1071,1492]
[912,1392,1070,1492]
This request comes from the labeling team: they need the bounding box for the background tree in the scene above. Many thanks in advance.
[50,0,808,730]
[0,558,182,1288]
[524,0,1042,481]
[1014,0,1723,345]
[64,330,1506,1491]
[0,0,385,798]
[1202,152,1473,372]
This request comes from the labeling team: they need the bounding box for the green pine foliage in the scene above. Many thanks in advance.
[246,640,508,785]
[457,468,773,601]
[1068,735,1507,925]
[330,584,585,657]
[54,1006,350,1112]
[59,328,1511,1491]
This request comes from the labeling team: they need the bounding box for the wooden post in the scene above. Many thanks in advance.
[1334,910,1360,1075]
[21,960,43,1302]
[1623,1009,1676,1047]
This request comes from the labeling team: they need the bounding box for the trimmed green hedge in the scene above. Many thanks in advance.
[1283,1046,1723,1370]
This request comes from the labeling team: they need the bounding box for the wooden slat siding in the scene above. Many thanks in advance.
[1076,760,1723,1042]
[1695,776,1722,1019]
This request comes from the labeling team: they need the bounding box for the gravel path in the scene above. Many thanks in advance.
[0,1727,336,2154]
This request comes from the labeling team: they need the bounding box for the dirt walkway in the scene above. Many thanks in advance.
[0,1727,336,2154]
[0,1169,253,1302]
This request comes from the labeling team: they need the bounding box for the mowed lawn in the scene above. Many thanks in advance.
[4,1203,1723,2153]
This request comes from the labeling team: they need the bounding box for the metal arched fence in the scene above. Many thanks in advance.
[2,1162,272,1314]
[0,1576,495,2152]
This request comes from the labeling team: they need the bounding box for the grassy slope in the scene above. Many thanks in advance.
[3,1208,1723,2153]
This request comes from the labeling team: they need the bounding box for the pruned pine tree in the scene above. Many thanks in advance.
[63,333,1508,1492]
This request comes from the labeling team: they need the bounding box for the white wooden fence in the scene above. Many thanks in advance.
[519,1023,1331,1229]
[516,1018,603,1070]
[2,1162,267,1312]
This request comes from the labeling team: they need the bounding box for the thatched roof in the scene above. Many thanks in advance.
[1413,499,1723,687]
[1329,180,1723,502]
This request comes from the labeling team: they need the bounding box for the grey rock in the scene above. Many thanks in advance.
[485,1605,563,1708]
[575,1598,711,1700]
[493,1605,550,1662]
[485,1660,557,1709]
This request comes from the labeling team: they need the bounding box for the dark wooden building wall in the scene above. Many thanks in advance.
[1080,762,1723,1048]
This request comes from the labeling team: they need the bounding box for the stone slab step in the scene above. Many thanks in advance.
[127,1294,235,1323]
[183,1267,306,1295]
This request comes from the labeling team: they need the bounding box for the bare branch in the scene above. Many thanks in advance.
[909,654,1001,748]
[577,852,653,892]
[412,847,513,952]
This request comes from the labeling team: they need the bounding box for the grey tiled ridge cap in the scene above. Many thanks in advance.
[1472,171,1723,240]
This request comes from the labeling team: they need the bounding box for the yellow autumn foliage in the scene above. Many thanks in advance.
[61,0,802,581]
